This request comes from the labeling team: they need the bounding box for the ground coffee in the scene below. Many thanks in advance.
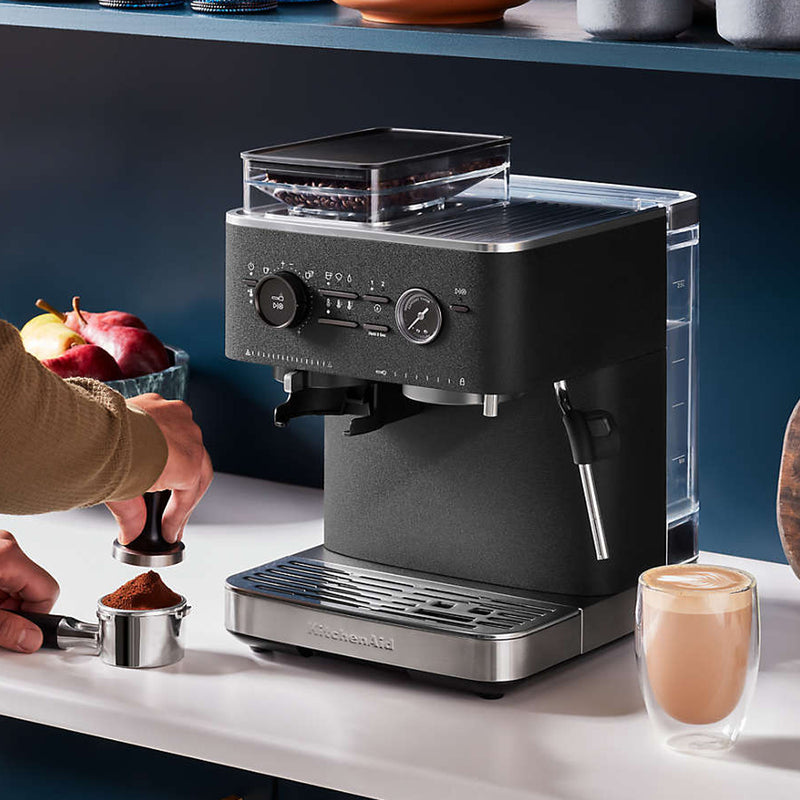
[102,571,182,610]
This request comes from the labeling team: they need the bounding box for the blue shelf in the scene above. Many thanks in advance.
[2,0,800,79]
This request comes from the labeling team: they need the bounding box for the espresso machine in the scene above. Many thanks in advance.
[224,128,699,695]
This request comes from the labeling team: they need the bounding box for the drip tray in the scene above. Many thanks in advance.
[225,549,584,689]
[229,555,570,635]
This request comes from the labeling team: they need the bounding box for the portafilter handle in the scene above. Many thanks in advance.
[112,490,185,568]
[8,611,100,653]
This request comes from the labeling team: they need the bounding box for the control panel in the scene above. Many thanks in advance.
[227,221,487,392]
[242,267,471,345]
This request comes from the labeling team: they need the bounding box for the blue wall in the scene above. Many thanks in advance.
[1,27,799,562]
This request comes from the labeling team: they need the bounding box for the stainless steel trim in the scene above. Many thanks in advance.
[112,539,185,568]
[483,394,499,417]
[228,588,583,683]
[578,463,610,561]
[554,380,610,561]
[283,370,300,393]
[227,186,666,253]
[401,385,515,407]
[56,618,100,653]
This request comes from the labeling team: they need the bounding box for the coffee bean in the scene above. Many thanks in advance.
[263,157,503,220]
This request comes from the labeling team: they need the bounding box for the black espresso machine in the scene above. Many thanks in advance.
[224,129,699,696]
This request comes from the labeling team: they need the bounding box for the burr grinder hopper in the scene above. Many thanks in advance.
[14,599,190,668]
[112,490,185,567]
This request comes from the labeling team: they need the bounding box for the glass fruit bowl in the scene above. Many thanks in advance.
[105,346,189,402]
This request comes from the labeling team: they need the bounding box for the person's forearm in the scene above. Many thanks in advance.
[0,319,168,514]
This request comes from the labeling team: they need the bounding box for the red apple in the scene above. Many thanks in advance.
[43,344,124,381]
[68,297,169,379]
[64,306,148,334]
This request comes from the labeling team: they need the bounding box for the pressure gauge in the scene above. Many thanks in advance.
[395,288,443,345]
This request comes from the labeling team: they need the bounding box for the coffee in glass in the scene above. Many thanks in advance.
[635,564,760,753]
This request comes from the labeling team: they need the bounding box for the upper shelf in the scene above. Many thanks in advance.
[3,0,800,80]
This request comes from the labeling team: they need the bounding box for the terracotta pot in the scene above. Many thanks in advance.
[333,0,527,25]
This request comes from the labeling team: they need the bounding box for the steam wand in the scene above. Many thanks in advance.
[554,380,617,561]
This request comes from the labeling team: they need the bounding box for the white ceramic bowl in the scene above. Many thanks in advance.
[717,0,800,49]
[577,0,693,41]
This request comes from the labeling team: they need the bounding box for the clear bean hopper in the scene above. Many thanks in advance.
[242,127,511,225]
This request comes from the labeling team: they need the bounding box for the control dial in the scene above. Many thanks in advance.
[395,288,443,345]
[255,271,309,329]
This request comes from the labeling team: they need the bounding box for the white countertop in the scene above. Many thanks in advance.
[1,473,799,800]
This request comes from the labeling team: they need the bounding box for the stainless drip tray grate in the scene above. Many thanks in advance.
[227,556,573,637]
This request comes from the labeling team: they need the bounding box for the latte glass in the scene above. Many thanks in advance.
[635,564,760,754]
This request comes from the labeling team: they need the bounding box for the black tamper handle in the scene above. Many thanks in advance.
[112,489,184,566]
[131,490,172,554]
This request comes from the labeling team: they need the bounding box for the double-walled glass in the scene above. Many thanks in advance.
[635,564,760,753]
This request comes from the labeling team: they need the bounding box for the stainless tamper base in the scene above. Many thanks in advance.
[112,539,185,567]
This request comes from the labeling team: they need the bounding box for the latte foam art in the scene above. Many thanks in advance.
[641,564,752,595]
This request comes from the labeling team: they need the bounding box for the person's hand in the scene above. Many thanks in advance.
[106,394,213,545]
[0,531,60,653]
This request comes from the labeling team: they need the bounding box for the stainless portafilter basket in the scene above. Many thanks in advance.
[14,597,190,668]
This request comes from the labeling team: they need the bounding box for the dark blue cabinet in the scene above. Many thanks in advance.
[0,716,362,800]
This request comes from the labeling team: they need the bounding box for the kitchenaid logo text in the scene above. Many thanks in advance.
[307,622,394,651]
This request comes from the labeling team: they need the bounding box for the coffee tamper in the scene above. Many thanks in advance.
[112,489,184,567]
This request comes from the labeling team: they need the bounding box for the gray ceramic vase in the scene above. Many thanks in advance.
[577,0,694,41]
[717,0,800,49]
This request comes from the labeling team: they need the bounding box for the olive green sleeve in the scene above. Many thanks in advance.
[0,319,168,514]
